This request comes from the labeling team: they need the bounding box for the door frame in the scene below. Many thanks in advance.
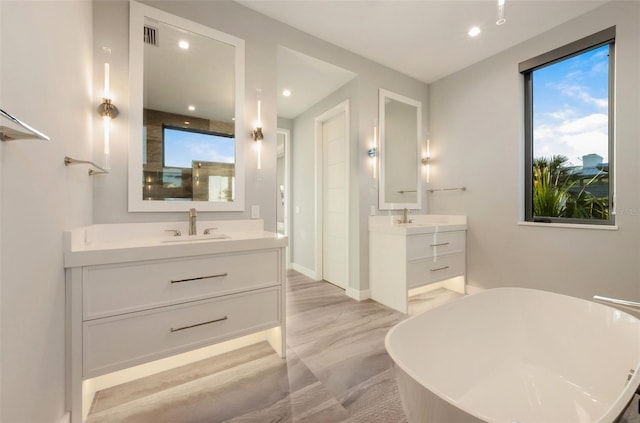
[313,100,350,287]
[276,128,291,268]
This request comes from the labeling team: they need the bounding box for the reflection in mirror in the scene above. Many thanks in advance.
[129,2,245,212]
[378,89,422,210]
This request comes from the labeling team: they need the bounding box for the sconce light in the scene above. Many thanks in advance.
[496,0,507,25]
[252,88,264,142]
[97,47,118,170]
[422,139,431,183]
[369,123,378,179]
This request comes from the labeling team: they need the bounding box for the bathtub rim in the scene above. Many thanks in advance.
[385,286,640,423]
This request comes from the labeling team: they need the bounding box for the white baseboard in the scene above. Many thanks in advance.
[290,263,317,280]
[59,412,71,423]
[346,287,370,301]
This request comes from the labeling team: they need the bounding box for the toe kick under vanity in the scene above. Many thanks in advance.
[369,215,467,314]
[63,219,287,423]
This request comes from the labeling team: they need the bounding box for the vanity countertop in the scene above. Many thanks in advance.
[368,214,467,235]
[64,220,287,267]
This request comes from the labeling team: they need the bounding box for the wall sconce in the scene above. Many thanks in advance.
[251,88,264,143]
[422,138,431,183]
[97,47,118,170]
[369,123,378,179]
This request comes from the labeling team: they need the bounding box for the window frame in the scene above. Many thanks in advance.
[520,27,616,226]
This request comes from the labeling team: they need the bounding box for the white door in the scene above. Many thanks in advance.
[322,112,347,289]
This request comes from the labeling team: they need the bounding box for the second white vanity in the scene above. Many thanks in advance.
[369,214,467,313]
[64,219,286,423]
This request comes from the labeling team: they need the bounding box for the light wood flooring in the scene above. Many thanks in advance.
[87,270,640,423]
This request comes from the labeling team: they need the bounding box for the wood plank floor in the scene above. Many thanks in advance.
[86,270,640,422]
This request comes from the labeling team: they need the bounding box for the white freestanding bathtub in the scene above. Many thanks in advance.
[386,288,640,423]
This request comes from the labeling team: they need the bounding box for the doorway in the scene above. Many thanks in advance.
[276,128,290,267]
[315,100,350,290]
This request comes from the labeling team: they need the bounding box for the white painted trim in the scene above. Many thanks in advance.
[517,221,619,231]
[314,100,351,288]
[346,288,371,301]
[276,128,291,268]
[290,262,317,280]
[59,412,71,423]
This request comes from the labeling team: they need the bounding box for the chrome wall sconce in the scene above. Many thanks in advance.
[98,47,118,170]
[251,126,263,142]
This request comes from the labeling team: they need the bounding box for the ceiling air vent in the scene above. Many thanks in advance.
[143,25,158,46]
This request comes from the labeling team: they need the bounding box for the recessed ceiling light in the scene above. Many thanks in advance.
[184,121,190,125]
[468,26,481,37]
[178,40,190,50]
[188,105,195,111]
[282,89,292,97]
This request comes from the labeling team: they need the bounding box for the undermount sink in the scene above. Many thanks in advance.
[160,234,229,243]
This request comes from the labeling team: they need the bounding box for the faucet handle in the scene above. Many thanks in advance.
[165,229,182,237]
[203,227,218,235]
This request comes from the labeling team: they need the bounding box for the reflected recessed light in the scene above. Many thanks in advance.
[188,105,195,111]
[468,26,481,37]
[282,89,292,97]
[178,40,190,50]
[184,121,190,125]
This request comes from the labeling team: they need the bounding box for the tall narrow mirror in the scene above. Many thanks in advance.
[128,1,245,212]
[378,89,422,210]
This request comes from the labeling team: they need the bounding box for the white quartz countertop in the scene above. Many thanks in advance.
[64,220,288,267]
[369,214,467,235]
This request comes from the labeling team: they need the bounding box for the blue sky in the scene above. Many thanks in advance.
[164,128,235,168]
[533,44,609,167]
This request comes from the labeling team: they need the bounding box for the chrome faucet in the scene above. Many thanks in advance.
[398,208,413,224]
[189,208,197,235]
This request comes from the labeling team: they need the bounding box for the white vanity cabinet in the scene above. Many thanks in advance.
[64,221,286,423]
[369,215,467,313]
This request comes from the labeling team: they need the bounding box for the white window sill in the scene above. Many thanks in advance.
[517,221,619,231]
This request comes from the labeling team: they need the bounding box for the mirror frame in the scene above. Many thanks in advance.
[378,88,422,210]
[128,1,245,212]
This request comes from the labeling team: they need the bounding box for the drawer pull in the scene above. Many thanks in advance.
[170,316,228,333]
[170,273,228,284]
[430,266,450,272]
[430,242,450,247]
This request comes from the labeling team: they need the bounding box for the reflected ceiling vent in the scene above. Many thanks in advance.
[143,25,158,46]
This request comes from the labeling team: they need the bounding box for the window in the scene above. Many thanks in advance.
[163,125,235,168]
[521,27,615,225]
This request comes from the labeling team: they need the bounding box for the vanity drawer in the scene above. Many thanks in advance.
[83,287,281,378]
[407,253,465,289]
[406,231,465,261]
[83,250,280,320]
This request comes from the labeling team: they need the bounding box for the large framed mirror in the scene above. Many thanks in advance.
[128,1,245,212]
[378,89,422,210]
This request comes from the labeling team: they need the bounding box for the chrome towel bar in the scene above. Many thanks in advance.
[427,187,466,193]
[64,156,108,175]
[593,295,640,309]
[0,108,50,141]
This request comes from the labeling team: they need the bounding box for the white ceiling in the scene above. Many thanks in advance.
[240,0,610,85]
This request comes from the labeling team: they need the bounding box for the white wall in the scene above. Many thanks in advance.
[0,1,94,422]
[429,1,640,304]
[92,0,429,293]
